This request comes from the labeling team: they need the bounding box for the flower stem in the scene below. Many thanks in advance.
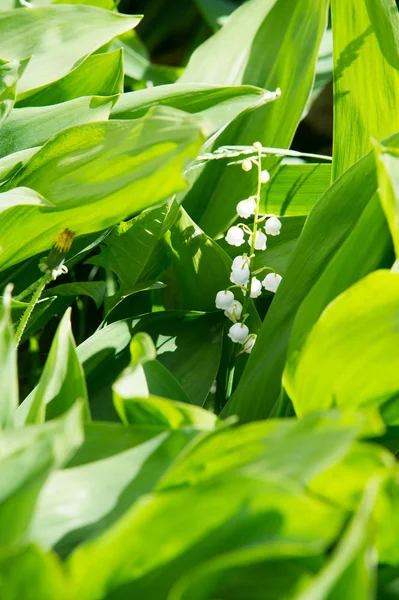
[242,148,262,318]
[15,274,51,346]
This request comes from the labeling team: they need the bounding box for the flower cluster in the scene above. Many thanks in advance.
[215,142,282,354]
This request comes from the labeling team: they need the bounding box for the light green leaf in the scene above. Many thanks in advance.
[16,49,123,107]
[30,428,198,557]
[0,147,39,186]
[111,84,274,136]
[45,281,107,309]
[375,143,399,258]
[0,57,28,125]
[0,286,17,429]
[0,6,140,99]
[68,474,344,600]
[0,187,53,212]
[181,0,329,237]
[20,308,89,425]
[0,544,71,600]
[331,0,399,179]
[260,163,331,216]
[0,107,203,271]
[294,481,379,600]
[285,271,399,419]
[0,95,115,159]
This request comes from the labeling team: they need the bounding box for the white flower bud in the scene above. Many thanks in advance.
[236,196,257,219]
[215,290,235,310]
[260,170,270,184]
[228,322,249,344]
[243,334,257,353]
[226,226,245,247]
[253,141,262,151]
[262,272,282,293]
[249,230,267,251]
[249,277,262,298]
[265,216,282,236]
[224,300,243,322]
[230,265,250,286]
[242,159,253,172]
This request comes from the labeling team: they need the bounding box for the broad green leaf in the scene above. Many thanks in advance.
[68,474,344,600]
[142,361,191,405]
[0,6,141,99]
[294,481,379,600]
[0,57,28,125]
[181,0,329,237]
[0,95,115,159]
[309,27,333,105]
[285,271,399,419]
[0,186,52,211]
[45,281,107,309]
[260,163,331,216]
[90,200,179,295]
[0,147,39,186]
[375,144,399,257]
[111,84,275,136]
[30,428,198,557]
[16,50,123,107]
[20,309,89,425]
[0,286,17,429]
[0,403,83,548]
[0,544,71,600]
[331,0,399,179]
[159,411,383,492]
[225,135,398,422]
[0,107,203,271]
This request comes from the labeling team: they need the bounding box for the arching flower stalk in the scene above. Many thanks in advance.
[215,142,283,356]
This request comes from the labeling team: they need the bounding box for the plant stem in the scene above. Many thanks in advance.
[242,147,262,318]
[15,274,51,346]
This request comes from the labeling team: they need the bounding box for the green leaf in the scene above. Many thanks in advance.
[19,309,89,425]
[0,148,39,187]
[0,286,17,429]
[0,57,28,125]
[331,0,399,179]
[45,281,107,309]
[195,0,236,31]
[260,163,331,216]
[111,84,275,136]
[68,474,344,600]
[0,403,83,548]
[0,107,203,271]
[294,481,379,600]
[181,0,329,237]
[285,271,399,419]
[30,427,199,557]
[0,6,140,99]
[375,143,399,258]
[16,49,123,108]
[90,200,179,294]
[224,135,398,422]
[0,95,115,159]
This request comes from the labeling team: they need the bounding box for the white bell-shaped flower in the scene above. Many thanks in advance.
[232,254,249,270]
[226,226,245,247]
[230,265,250,286]
[242,159,253,172]
[265,216,282,236]
[262,272,282,293]
[224,300,243,322]
[260,170,270,184]
[249,231,267,251]
[250,277,263,298]
[236,196,257,219]
[253,141,262,151]
[228,322,249,344]
[215,290,235,310]
[243,334,257,353]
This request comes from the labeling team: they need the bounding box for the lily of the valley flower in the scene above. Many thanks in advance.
[248,230,267,251]
[265,216,282,236]
[241,158,253,172]
[262,272,282,293]
[243,334,257,353]
[260,170,270,184]
[226,226,245,247]
[215,290,235,310]
[228,322,249,344]
[243,277,262,298]
[224,300,243,322]
[236,196,257,219]
[230,264,250,285]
